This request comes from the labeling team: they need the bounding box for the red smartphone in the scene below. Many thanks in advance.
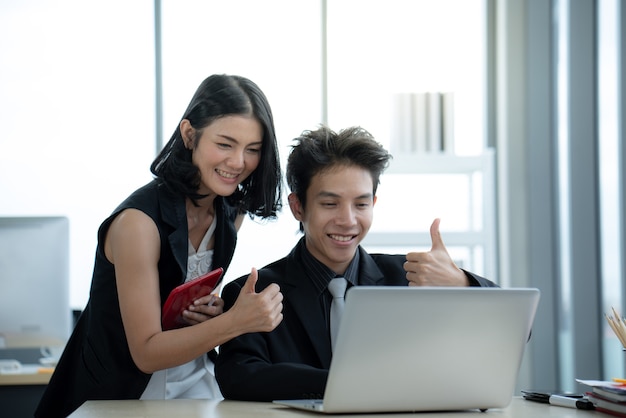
[161,267,224,330]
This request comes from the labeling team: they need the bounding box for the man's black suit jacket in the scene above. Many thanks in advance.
[214,240,497,401]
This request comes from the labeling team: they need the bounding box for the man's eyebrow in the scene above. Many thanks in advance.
[315,191,373,199]
[316,191,341,199]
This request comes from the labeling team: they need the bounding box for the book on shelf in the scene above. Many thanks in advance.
[388,91,455,155]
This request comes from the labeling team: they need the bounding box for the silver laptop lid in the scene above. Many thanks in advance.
[322,286,540,413]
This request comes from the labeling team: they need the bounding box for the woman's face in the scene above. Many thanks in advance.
[183,115,263,197]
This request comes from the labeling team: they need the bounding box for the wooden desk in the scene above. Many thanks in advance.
[0,333,62,418]
[69,397,599,417]
[0,370,51,386]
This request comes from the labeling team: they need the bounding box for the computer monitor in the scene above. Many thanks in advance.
[0,216,71,343]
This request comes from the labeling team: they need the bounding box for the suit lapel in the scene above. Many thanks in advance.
[212,198,237,274]
[356,246,387,286]
[282,252,333,368]
[280,246,388,368]
[158,184,188,280]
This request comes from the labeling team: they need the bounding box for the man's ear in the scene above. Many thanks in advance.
[288,193,303,221]
[179,119,195,149]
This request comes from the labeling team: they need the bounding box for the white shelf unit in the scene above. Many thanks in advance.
[361,149,497,281]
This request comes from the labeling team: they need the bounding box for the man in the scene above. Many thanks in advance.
[214,125,497,401]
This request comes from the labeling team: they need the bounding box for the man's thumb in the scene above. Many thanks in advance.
[430,218,445,250]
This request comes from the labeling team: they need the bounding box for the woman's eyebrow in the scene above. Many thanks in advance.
[216,134,263,147]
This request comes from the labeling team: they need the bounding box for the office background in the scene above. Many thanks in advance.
[0,0,623,394]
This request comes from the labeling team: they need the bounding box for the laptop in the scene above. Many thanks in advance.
[274,286,540,414]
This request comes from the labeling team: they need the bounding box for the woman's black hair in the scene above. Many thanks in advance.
[150,74,282,218]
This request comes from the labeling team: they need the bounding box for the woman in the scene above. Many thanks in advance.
[35,74,284,417]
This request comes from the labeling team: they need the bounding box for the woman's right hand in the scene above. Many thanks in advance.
[229,268,283,334]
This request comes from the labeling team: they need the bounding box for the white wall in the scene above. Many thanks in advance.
[0,0,486,309]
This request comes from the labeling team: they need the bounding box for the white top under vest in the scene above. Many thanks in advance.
[140,216,223,400]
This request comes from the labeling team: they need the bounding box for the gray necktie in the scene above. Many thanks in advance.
[328,277,348,351]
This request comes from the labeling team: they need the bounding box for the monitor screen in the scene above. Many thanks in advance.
[0,216,71,343]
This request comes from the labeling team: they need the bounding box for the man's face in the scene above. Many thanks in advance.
[289,164,376,275]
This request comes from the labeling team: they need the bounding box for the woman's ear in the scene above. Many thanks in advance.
[288,193,303,221]
[179,119,195,149]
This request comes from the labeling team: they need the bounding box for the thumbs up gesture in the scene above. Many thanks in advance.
[403,218,469,287]
[229,267,284,333]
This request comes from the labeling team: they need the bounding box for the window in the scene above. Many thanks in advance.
[0,0,155,309]
[0,0,490,305]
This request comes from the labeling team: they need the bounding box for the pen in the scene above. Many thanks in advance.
[549,395,594,410]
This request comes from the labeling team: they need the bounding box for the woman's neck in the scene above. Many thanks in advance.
[186,197,216,250]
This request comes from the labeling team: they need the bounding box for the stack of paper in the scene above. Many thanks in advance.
[577,379,626,417]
